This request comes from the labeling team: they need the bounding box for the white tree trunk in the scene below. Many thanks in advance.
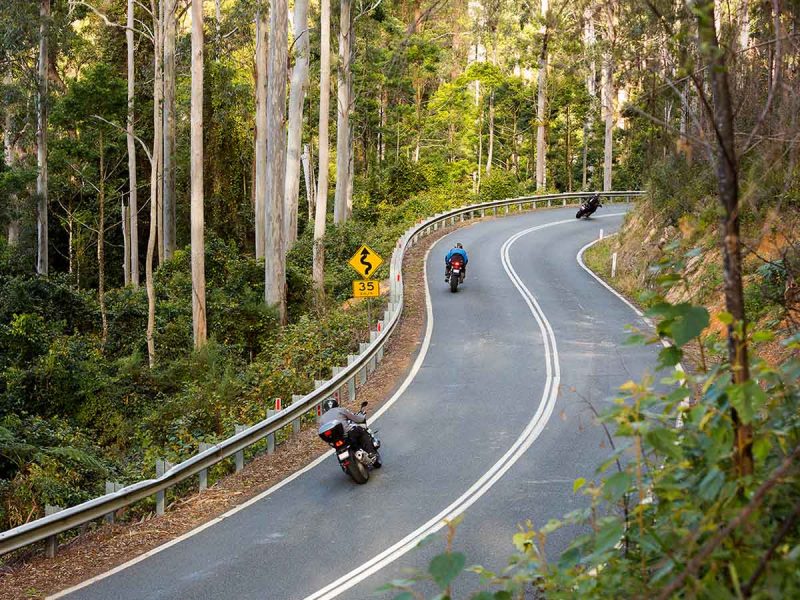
[581,5,596,189]
[37,0,50,275]
[313,0,331,294]
[163,0,177,260]
[601,52,614,191]
[126,0,139,286]
[738,0,750,51]
[265,0,288,323]
[122,200,130,285]
[254,4,268,260]
[156,0,165,265]
[302,144,315,218]
[486,91,494,174]
[378,88,386,164]
[146,0,164,366]
[333,0,351,224]
[98,132,108,346]
[191,0,207,347]
[4,77,20,246]
[534,0,548,191]
[284,0,310,251]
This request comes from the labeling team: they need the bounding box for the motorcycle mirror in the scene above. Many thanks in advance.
[360,401,368,409]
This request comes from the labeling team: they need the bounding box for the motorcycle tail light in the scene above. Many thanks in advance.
[323,430,332,437]
[334,440,344,447]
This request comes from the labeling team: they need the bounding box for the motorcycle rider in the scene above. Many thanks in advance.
[320,398,380,466]
[586,193,602,210]
[445,243,469,282]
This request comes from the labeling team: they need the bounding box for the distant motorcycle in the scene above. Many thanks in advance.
[576,194,602,219]
[318,402,381,484]
[448,255,465,293]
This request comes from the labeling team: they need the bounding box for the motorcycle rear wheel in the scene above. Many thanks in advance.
[450,276,459,293]
[348,455,370,484]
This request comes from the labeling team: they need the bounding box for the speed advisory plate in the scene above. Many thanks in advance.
[353,279,380,298]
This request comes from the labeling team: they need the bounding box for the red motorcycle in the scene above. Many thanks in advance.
[448,256,465,293]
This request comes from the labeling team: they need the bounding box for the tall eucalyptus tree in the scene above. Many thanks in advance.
[313,0,332,295]
[190,0,207,347]
[265,0,288,323]
[284,0,310,251]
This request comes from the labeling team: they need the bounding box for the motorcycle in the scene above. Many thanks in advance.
[317,401,381,484]
[448,256,465,293]
[576,194,602,219]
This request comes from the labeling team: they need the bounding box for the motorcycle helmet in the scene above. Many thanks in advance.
[456,243,463,249]
[322,397,339,411]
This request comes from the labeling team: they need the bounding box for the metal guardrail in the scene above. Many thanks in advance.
[0,190,644,557]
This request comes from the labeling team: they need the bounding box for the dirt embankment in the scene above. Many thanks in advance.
[584,201,800,368]
[0,223,463,600]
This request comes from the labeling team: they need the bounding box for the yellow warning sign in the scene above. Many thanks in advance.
[352,279,380,298]
[348,245,383,279]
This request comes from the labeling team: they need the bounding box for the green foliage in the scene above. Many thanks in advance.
[0,413,115,529]
[479,170,524,203]
[645,156,715,226]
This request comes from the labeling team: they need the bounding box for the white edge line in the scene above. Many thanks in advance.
[575,232,689,426]
[49,242,444,600]
[304,217,575,600]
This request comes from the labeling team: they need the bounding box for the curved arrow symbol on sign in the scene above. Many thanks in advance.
[359,248,373,276]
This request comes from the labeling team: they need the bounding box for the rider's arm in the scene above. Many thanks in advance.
[340,407,366,424]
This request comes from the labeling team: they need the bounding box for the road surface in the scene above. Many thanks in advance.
[58,204,662,600]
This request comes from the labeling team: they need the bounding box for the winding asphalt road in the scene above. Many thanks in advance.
[56,204,663,600]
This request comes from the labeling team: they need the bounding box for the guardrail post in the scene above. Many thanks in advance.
[266,409,277,454]
[44,505,63,558]
[359,342,372,378]
[290,396,303,434]
[480,208,485,217]
[314,380,326,423]
[347,355,359,400]
[104,482,123,523]
[234,425,247,471]
[155,459,173,516]
[198,442,212,491]
[562,197,566,206]
[331,366,345,403]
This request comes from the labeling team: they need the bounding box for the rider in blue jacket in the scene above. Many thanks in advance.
[445,243,468,282]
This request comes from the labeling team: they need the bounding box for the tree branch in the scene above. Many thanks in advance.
[70,0,154,42]
[656,444,800,600]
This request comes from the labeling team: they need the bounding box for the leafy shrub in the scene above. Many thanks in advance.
[0,413,115,529]
[646,156,715,226]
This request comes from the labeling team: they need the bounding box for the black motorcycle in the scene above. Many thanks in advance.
[576,194,602,219]
[447,255,465,293]
[318,401,381,484]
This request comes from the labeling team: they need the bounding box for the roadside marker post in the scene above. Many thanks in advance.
[611,252,618,278]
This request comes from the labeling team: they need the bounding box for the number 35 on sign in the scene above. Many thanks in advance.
[353,280,380,298]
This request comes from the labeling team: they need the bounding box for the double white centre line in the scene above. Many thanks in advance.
[305,218,580,600]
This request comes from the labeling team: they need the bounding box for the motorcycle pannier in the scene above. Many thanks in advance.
[318,420,345,443]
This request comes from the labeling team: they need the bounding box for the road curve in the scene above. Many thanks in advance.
[56,205,661,600]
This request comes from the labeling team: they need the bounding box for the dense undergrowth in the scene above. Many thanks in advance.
[0,162,536,534]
